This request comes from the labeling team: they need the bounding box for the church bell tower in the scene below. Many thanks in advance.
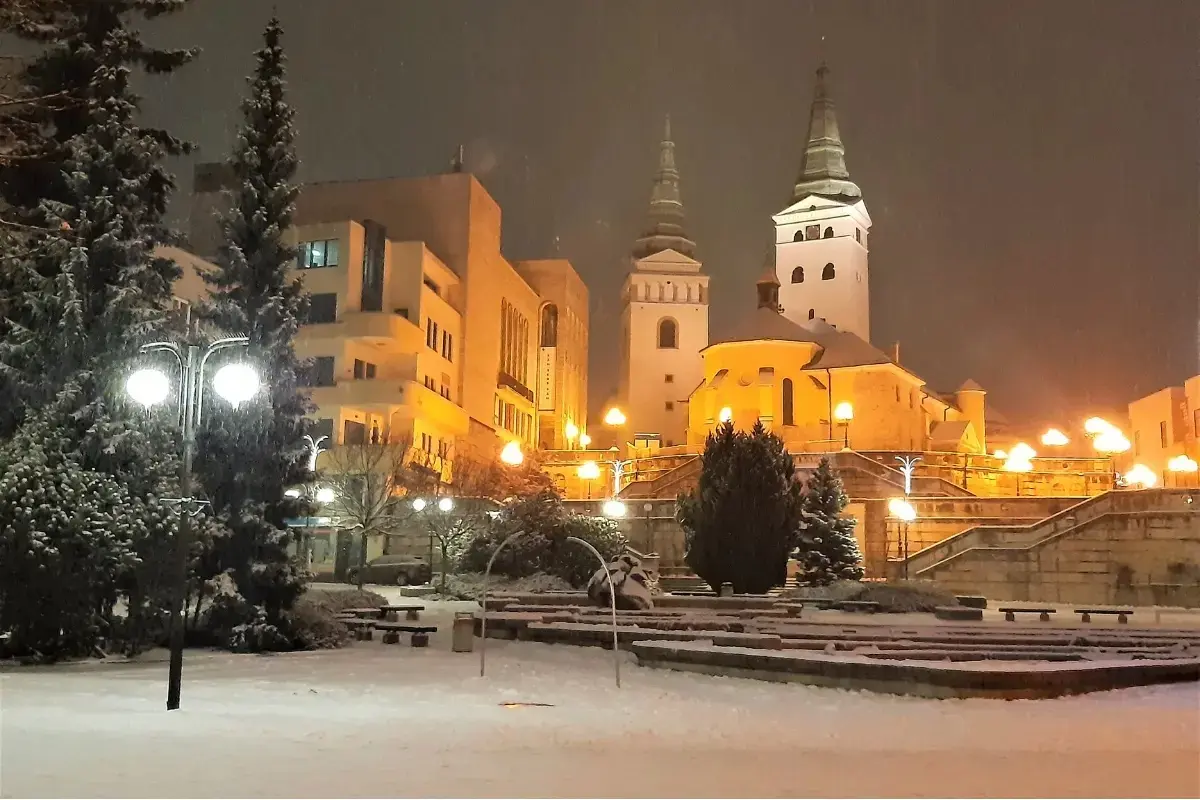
[774,65,873,342]
[617,117,709,448]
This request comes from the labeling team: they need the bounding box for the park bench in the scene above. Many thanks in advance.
[999,606,1055,622]
[835,600,880,614]
[1075,608,1133,624]
[955,595,988,610]
[381,604,424,621]
[342,618,376,640]
[376,621,437,647]
[345,607,385,620]
[935,605,984,622]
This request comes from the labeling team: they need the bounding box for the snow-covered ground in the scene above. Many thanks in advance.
[2,636,1198,798]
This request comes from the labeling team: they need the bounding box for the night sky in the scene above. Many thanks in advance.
[141,0,1198,424]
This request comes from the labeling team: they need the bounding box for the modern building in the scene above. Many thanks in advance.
[514,258,589,449]
[616,117,710,449]
[189,165,588,466]
[1128,375,1200,484]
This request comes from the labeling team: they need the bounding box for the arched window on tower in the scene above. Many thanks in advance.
[791,267,805,284]
[540,304,559,347]
[823,226,834,238]
[782,378,794,426]
[822,263,836,280]
[657,318,678,349]
[808,308,816,320]
[793,230,804,243]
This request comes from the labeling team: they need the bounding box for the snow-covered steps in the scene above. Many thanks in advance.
[630,640,1200,699]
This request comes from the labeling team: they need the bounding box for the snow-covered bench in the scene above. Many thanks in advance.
[376,622,436,647]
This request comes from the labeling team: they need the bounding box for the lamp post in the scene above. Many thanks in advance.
[607,445,632,498]
[887,498,917,579]
[564,421,579,451]
[577,459,601,500]
[834,402,854,450]
[1168,455,1198,488]
[126,336,257,711]
[1085,417,1130,487]
[413,495,455,588]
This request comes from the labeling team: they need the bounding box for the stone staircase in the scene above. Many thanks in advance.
[905,489,1200,603]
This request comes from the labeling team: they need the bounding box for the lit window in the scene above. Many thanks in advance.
[297,239,339,269]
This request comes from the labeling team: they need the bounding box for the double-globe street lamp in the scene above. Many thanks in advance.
[126,337,259,711]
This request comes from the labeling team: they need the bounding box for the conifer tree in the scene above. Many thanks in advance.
[795,458,864,585]
[678,421,803,594]
[196,17,308,630]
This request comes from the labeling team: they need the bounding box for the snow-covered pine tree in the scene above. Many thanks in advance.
[0,8,195,658]
[0,0,196,436]
[196,17,309,636]
[795,457,864,585]
[679,421,803,593]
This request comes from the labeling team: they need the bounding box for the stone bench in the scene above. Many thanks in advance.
[342,619,376,640]
[344,607,385,620]
[955,595,988,610]
[835,600,881,614]
[999,607,1056,622]
[376,622,437,647]
[380,604,424,621]
[1075,608,1133,624]
[935,605,984,622]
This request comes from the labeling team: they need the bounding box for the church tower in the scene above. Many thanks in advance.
[617,116,709,448]
[774,65,873,342]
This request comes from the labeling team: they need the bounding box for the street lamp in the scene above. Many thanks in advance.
[1086,419,1130,487]
[1168,455,1198,487]
[499,441,524,466]
[578,433,591,449]
[895,455,922,495]
[604,407,626,427]
[834,402,854,449]
[887,497,917,578]
[718,406,733,424]
[126,336,255,711]
[607,445,632,498]
[577,459,601,499]
[1002,442,1035,495]
[1041,428,1069,447]
[437,496,454,513]
[314,486,336,505]
[1125,463,1157,489]
[564,421,579,449]
[602,499,626,518]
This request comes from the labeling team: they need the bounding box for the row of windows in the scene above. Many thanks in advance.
[418,432,451,460]
[423,374,453,401]
[628,281,706,304]
[499,299,531,386]
[791,263,837,283]
[353,359,377,380]
[298,239,340,269]
[790,226,866,245]
[301,356,392,387]
[425,318,454,361]
[494,395,533,441]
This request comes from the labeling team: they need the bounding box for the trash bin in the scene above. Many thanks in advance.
[452,611,475,653]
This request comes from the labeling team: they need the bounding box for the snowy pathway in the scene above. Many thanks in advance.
[1,640,1198,798]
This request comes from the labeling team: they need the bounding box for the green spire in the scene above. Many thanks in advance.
[633,115,697,259]
[792,64,862,204]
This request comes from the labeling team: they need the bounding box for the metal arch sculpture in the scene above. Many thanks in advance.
[479,531,622,688]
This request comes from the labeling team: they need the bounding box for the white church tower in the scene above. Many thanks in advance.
[617,117,709,448]
[774,65,872,342]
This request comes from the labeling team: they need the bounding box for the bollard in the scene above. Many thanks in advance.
[452,611,475,653]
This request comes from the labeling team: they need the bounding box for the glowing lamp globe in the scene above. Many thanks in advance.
[578,433,592,448]
[564,422,579,442]
[1041,429,1069,447]
[887,498,917,522]
[212,363,259,407]
[500,441,524,466]
[718,407,733,423]
[834,402,854,422]
[284,488,302,499]
[1168,455,1198,473]
[437,497,454,512]
[604,407,626,427]
[314,487,336,504]
[1084,417,1115,436]
[1124,464,1157,488]
[412,498,427,512]
[602,499,627,518]
[126,368,171,407]
[577,460,601,480]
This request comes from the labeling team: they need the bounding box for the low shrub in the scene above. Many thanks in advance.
[282,602,350,650]
[432,571,574,600]
[457,490,627,587]
[845,580,958,613]
[301,587,388,615]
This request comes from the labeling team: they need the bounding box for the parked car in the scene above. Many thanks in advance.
[346,554,432,586]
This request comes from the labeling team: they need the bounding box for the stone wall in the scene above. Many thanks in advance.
[922,490,1200,606]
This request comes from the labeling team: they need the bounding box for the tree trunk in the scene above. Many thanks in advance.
[355,531,368,590]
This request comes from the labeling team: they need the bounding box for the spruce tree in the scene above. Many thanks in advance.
[195,17,308,632]
[795,458,864,585]
[679,421,803,594]
[0,10,195,657]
